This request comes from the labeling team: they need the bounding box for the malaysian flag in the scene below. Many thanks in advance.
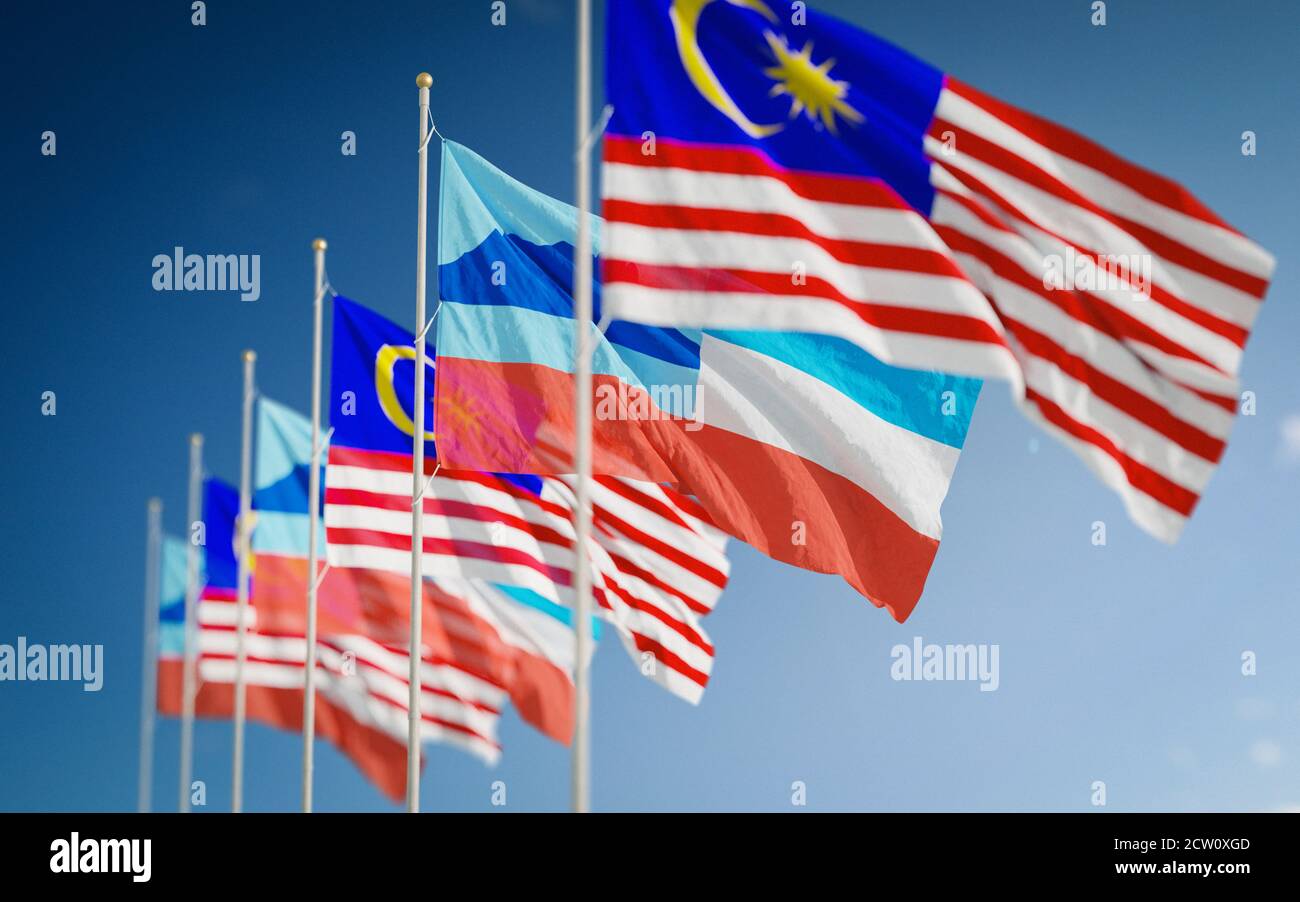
[324,296,731,702]
[192,477,503,801]
[249,395,585,745]
[601,0,1275,541]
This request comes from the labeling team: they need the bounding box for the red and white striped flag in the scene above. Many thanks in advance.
[193,590,505,801]
[602,1,1275,541]
[325,454,730,704]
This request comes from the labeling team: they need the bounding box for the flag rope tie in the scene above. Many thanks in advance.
[418,107,446,153]
[413,462,442,507]
[577,104,615,161]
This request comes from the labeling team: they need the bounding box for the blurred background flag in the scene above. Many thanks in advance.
[251,393,589,746]
[155,534,191,717]
[433,139,975,622]
[326,296,730,701]
[190,476,430,802]
[600,0,1275,541]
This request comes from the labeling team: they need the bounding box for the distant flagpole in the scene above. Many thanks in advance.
[232,349,256,813]
[302,237,327,813]
[137,496,162,813]
[571,0,594,814]
[179,433,203,813]
[408,70,434,813]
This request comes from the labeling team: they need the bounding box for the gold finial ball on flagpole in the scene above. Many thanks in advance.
[243,349,257,363]
[312,238,327,251]
[190,433,203,446]
[416,72,433,89]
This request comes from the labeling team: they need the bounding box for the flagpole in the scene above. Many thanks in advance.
[571,0,594,814]
[232,349,256,813]
[408,70,433,813]
[137,496,162,813]
[179,433,203,813]
[302,237,327,813]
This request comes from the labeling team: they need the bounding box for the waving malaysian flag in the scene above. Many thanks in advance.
[601,0,1275,541]
[323,297,731,703]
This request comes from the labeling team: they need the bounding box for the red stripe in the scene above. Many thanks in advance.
[328,527,717,660]
[594,475,691,530]
[193,662,502,751]
[328,444,437,475]
[197,619,509,699]
[199,647,504,715]
[603,546,710,617]
[326,485,576,551]
[605,197,967,278]
[602,258,1008,346]
[928,116,1268,298]
[599,578,714,655]
[1024,387,1199,517]
[936,227,1227,461]
[590,485,728,589]
[605,133,912,210]
[942,77,1243,235]
[935,218,1221,377]
[658,487,713,526]
[934,160,1249,350]
[628,633,708,689]
[327,525,578,587]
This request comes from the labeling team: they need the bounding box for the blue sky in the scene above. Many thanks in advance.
[2,0,1298,812]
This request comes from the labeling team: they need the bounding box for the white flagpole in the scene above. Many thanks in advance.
[137,496,162,813]
[408,71,433,813]
[232,349,256,813]
[302,237,327,813]
[179,433,203,813]
[571,0,594,814]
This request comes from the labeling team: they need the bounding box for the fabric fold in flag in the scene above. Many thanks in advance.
[434,138,974,621]
[249,394,583,745]
[601,0,1274,542]
[326,295,730,701]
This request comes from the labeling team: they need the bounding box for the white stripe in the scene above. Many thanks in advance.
[604,161,945,248]
[935,87,1275,280]
[931,193,1237,439]
[926,134,1260,341]
[696,334,961,539]
[604,281,1021,382]
[1018,402,1189,542]
[606,221,996,318]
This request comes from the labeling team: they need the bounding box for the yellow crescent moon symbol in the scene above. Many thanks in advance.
[375,344,437,442]
[670,0,784,139]
[234,510,257,570]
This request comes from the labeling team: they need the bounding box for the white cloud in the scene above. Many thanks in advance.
[1279,414,1300,465]
[1250,739,1283,768]
[1235,698,1275,721]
